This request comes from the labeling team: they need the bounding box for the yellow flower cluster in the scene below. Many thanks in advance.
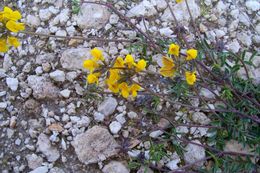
[0,7,25,53]
[83,48,147,99]
[159,43,198,85]
[176,0,184,3]
[83,48,104,84]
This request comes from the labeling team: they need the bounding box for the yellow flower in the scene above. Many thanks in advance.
[87,72,100,84]
[83,59,99,72]
[130,84,141,97]
[159,56,175,77]
[91,48,104,61]
[8,36,20,48]
[185,71,196,85]
[0,13,4,22]
[125,54,135,68]
[6,20,25,32]
[113,57,125,68]
[176,0,183,3]
[107,69,120,84]
[107,82,119,93]
[119,82,129,98]
[0,38,8,53]
[135,59,146,72]
[186,49,198,61]
[3,7,22,21]
[168,43,180,56]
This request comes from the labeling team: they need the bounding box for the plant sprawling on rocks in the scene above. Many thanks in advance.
[0,0,259,173]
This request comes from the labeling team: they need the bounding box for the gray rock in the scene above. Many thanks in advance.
[37,133,60,162]
[126,0,157,17]
[76,3,110,29]
[224,140,254,155]
[192,112,211,125]
[26,154,43,169]
[162,0,200,25]
[0,102,8,110]
[200,87,218,99]
[29,166,48,173]
[137,166,154,173]
[237,32,252,47]
[72,126,119,165]
[184,140,206,167]
[245,1,260,12]
[109,14,119,24]
[55,30,67,37]
[109,121,122,134]
[227,39,240,53]
[50,70,66,82]
[98,97,118,116]
[159,27,173,37]
[94,111,105,122]
[60,89,71,98]
[35,53,55,65]
[102,161,130,173]
[149,130,163,138]
[6,77,19,91]
[166,153,181,170]
[60,48,90,70]
[27,75,59,100]
[24,99,41,115]
[49,167,65,173]
[26,15,41,27]
[39,8,52,21]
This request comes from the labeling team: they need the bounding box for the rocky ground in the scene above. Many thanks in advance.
[0,0,259,173]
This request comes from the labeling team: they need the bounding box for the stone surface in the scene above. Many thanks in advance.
[26,15,41,27]
[26,154,43,169]
[192,112,211,125]
[184,140,206,167]
[109,121,122,134]
[37,133,60,162]
[27,75,59,100]
[126,0,157,17]
[166,153,181,170]
[50,70,66,82]
[162,0,200,24]
[60,89,71,98]
[6,77,19,91]
[72,126,119,165]
[29,166,48,173]
[76,3,110,29]
[102,161,130,173]
[60,48,90,70]
[98,97,118,116]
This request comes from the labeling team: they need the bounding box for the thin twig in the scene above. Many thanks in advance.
[20,30,133,43]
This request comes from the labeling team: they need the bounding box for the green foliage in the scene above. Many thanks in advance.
[149,143,168,162]
[72,0,80,14]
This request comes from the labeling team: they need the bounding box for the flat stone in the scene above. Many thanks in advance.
[27,75,59,100]
[6,77,19,91]
[98,97,118,116]
[76,3,110,30]
[184,140,206,167]
[60,48,91,70]
[29,166,48,173]
[35,53,55,65]
[50,70,66,82]
[161,0,200,25]
[192,112,211,125]
[72,126,119,165]
[26,154,43,169]
[102,161,130,173]
[126,0,157,17]
[37,133,60,162]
